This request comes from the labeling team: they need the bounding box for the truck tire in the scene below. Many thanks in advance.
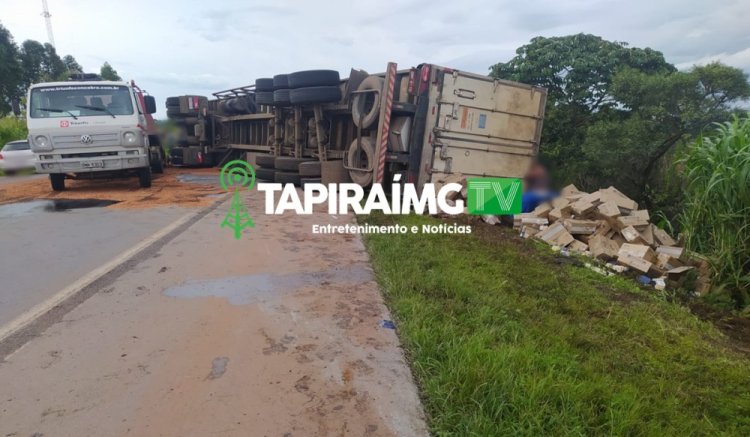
[274,170,301,185]
[288,70,340,88]
[151,149,165,174]
[50,173,65,191]
[273,89,291,106]
[256,154,276,168]
[273,74,289,89]
[138,166,152,188]
[352,76,384,129]
[255,91,274,106]
[166,97,180,106]
[255,78,274,92]
[255,167,275,181]
[275,156,314,171]
[289,86,341,105]
[347,137,376,187]
[298,161,321,177]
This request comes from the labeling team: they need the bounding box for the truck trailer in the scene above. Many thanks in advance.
[167,62,546,192]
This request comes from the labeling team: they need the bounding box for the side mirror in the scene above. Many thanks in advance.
[144,95,157,114]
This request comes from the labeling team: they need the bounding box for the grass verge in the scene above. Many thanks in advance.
[362,213,750,436]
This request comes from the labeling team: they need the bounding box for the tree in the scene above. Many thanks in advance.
[44,43,66,79]
[581,63,750,208]
[0,23,23,115]
[62,54,82,73]
[490,34,676,188]
[489,34,750,213]
[100,62,122,81]
[19,39,67,87]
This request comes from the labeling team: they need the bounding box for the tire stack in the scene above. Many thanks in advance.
[288,70,342,105]
[217,96,256,115]
[254,78,275,107]
[253,154,322,186]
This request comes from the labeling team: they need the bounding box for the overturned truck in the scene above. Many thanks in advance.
[167,62,547,191]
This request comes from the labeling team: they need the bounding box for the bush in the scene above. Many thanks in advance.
[678,115,750,306]
[0,117,27,147]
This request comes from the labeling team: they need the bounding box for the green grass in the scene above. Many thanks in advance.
[362,213,750,436]
[678,115,750,307]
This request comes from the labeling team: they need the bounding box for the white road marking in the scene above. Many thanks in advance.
[0,205,215,344]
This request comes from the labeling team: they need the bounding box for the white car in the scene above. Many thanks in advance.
[0,140,36,175]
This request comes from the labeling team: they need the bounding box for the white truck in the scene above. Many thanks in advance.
[26,76,164,191]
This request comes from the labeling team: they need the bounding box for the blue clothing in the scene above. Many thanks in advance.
[522,190,559,213]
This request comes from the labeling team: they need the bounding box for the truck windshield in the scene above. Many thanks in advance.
[29,85,134,118]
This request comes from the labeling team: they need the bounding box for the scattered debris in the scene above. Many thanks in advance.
[510,185,711,293]
[380,320,396,329]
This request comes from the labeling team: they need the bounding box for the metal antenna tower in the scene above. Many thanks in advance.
[41,0,56,47]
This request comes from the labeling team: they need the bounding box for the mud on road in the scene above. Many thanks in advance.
[0,167,224,209]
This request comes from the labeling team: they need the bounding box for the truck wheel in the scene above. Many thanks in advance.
[50,174,65,191]
[256,154,276,168]
[255,167,276,181]
[273,89,291,106]
[352,76,384,129]
[298,161,321,177]
[151,150,165,174]
[138,166,152,188]
[289,86,341,105]
[255,78,275,92]
[275,156,314,171]
[274,170,301,185]
[255,92,274,106]
[347,137,376,187]
[288,70,340,88]
[273,74,289,89]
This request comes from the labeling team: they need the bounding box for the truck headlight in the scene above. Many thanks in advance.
[123,131,137,144]
[33,135,51,149]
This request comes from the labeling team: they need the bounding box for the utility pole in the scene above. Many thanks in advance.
[41,0,55,47]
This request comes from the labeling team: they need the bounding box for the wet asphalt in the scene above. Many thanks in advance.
[0,199,189,326]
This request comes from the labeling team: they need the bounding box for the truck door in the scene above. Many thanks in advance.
[429,69,546,182]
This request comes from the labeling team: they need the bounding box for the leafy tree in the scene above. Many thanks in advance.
[0,23,22,115]
[490,34,750,213]
[19,40,67,87]
[62,54,82,73]
[44,43,66,79]
[100,62,122,81]
[19,40,47,87]
[582,63,750,208]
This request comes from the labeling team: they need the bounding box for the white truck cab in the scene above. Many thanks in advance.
[26,77,163,191]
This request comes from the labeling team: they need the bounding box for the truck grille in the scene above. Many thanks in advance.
[52,132,119,149]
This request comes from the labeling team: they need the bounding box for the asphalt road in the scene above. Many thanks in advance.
[0,190,427,436]
[0,174,44,187]
[0,199,189,326]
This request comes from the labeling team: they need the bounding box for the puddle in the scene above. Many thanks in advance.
[177,174,220,185]
[163,263,373,305]
[0,199,119,218]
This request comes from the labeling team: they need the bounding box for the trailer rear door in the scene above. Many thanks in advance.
[426,69,546,183]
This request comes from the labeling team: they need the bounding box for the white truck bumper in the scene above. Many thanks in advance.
[35,152,148,174]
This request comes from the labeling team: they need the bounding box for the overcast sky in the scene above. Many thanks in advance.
[2,0,748,117]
